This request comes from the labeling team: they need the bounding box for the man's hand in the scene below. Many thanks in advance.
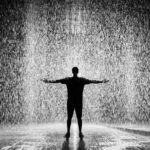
[41,79,49,83]
[103,79,109,83]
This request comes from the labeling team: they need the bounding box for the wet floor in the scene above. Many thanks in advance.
[0,123,150,150]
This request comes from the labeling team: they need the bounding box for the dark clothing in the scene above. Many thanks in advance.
[59,77,91,127]
[42,74,107,137]
[59,77,91,106]
[67,102,82,121]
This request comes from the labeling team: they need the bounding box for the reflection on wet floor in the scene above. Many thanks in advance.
[77,139,86,150]
[62,139,86,150]
[0,124,150,150]
[124,147,150,150]
[62,139,70,150]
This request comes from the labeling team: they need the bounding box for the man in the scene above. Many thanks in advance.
[41,67,109,138]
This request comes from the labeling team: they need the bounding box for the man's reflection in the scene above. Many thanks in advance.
[62,139,70,150]
[62,139,86,150]
[77,139,86,150]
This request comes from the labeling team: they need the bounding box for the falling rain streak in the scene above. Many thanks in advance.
[0,0,150,124]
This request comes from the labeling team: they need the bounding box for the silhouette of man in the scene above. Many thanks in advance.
[41,67,109,138]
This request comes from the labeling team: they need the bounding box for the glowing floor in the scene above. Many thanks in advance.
[0,123,150,150]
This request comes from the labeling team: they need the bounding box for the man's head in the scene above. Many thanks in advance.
[72,67,79,76]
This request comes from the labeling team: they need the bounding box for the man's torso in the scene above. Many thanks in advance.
[65,77,86,106]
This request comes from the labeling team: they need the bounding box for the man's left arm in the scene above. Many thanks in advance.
[85,79,109,84]
[92,79,109,84]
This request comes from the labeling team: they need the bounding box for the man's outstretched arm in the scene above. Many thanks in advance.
[89,79,109,84]
[41,79,64,83]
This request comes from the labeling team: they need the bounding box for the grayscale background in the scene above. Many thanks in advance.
[0,0,150,124]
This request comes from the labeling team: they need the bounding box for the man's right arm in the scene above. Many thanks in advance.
[41,78,67,84]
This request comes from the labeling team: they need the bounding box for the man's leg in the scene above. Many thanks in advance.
[65,103,74,138]
[75,106,83,138]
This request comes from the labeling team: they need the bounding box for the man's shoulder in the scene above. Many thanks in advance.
[71,77,85,80]
[62,77,70,81]
[78,77,88,80]
[78,77,91,84]
[76,77,90,83]
[59,77,70,84]
[67,77,89,82]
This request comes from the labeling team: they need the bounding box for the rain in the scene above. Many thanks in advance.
[0,0,150,126]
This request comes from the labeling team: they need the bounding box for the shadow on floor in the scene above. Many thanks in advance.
[62,138,86,150]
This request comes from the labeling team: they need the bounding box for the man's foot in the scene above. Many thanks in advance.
[64,132,70,138]
[79,132,84,138]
